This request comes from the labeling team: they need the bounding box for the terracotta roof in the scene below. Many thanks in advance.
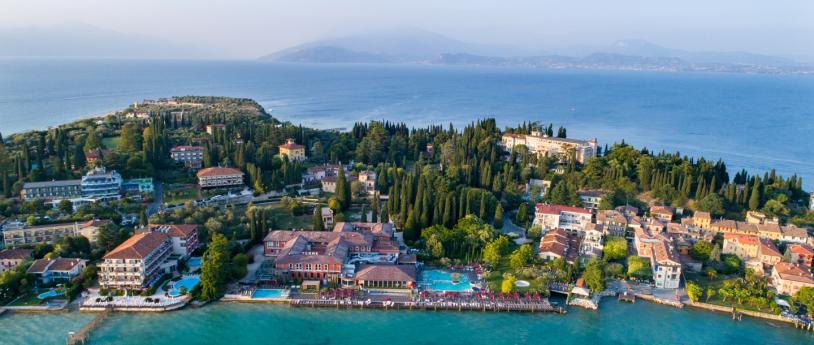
[535,203,591,215]
[27,258,85,273]
[0,249,33,260]
[597,210,627,224]
[104,232,169,260]
[694,211,711,220]
[759,239,782,257]
[539,228,571,257]
[650,205,674,215]
[279,142,304,150]
[782,225,809,239]
[774,263,814,284]
[354,264,416,282]
[652,239,680,265]
[789,244,814,256]
[196,167,243,178]
[757,223,782,235]
[146,224,198,237]
[724,233,760,246]
[81,219,112,228]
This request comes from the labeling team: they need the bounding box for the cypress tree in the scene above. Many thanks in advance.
[494,204,504,229]
[313,206,324,230]
[748,182,761,210]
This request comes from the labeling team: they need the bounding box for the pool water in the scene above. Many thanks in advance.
[169,276,201,297]
[251,289,289,299]
[421,270,473,292]
[37,289,64,299]
[187,257,202,266]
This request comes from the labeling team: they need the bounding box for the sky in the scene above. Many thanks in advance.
[2,0,813,59]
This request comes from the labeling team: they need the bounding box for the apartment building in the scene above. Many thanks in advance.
[533,204,593,233]
[98,232,174,290]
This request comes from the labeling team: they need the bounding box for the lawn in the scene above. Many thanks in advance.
[101,136,120,150]
[163,185,199,205]
[265,203,313,230]
[685,272,776,313]
[7,292,44,307]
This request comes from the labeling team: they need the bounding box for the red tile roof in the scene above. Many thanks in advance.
[103,232,169,260]
[535,204,591,215]
[147,224,198,237]
[774,263,814,284]
[196,167,243,178]
[354,264,416,282]
[724,233,760,246]
[0,249,33,260]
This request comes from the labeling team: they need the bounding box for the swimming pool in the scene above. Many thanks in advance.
[420,270,473,292]
[37,289,64,299]
[168,276,201,297]
[251,289,289,299]
[187,257,202,268]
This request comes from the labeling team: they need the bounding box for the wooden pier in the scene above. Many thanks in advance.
[67,309,111,345]
[289,299,565,314]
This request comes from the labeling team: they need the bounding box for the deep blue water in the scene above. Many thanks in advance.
[1,59,812,187]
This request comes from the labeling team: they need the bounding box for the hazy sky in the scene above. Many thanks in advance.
[2,0,813,59]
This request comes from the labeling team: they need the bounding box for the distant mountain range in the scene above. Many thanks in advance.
[0,22,207,59]
[262,31,812,75]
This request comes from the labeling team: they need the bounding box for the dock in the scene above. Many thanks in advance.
[289,299,565,314]
[618,291,636,303]
[67,309,111,345]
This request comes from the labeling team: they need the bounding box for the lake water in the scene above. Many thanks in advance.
[1,59,812,186]
[0,301,811,345]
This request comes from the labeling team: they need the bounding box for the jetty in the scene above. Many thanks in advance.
[67,309,111,345]
[289,298,564,314]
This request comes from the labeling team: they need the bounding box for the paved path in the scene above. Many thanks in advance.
[242,244,266,283]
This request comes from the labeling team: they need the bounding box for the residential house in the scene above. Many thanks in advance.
[650,205,674,222]
[746,210,778,225]
[577,190,604,211]
[758,239,783,271]
[788,244,814,268]
[579,223,604,258]
[650,239,682,289]
[615,205,639,219]
[303,164,341,183]
[85,148,111,166]
[98,232,174,290]
[170,146,204,169]
[321,207,334,229]
[692,211,712,229]
[196,167,244,188]
[596,210,627,237]
[781,225,809,244]
[205,124,226,135]
[0,249,33,273]
[27,258,87,284]
[771,263,814,295]
[538,228,578,263]
[358,171,377,194]
[533,204,593,233]
[722,233,761,260]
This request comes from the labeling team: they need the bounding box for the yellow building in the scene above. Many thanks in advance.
[279,139,306,162]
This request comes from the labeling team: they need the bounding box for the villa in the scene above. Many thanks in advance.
[771,263,814,295]
[320,207,334,230]
[650,239,682,289]
[533,204,592,233]
[579,223,604,258]
[596,209,628,237]
[357,171,377,194]
[196,167,245,188]
[0,248,33,273]
[278,138,306,162]
[649,205,674,222]
[723,233,761,260]
[27,258,87,284]
[500,131,598,163]
[98,232,174,290]
[303,164,341,183]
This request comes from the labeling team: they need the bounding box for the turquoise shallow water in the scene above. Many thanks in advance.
[1,301,811,345]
